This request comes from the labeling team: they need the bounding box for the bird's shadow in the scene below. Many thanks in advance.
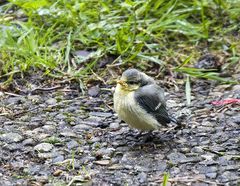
[124,128,180,150]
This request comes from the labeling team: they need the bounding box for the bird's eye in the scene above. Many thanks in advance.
[127,81,138,85]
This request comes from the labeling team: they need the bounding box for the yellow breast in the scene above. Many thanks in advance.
[113,85,160,131]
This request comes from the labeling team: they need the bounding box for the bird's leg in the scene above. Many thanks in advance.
[144,131,154,142]
[135,130,154,142]
[134,130,149,138]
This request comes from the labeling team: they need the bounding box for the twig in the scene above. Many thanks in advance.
[3,92,22,97]
[107,55,121,66]
[0,113,9,116]
[31,85,62,92]
[202,147,225,156]
[90,69,106,84]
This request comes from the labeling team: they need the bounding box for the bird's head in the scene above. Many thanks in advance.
[116,68,153,92]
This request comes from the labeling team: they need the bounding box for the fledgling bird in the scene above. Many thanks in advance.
[113,68,179,131]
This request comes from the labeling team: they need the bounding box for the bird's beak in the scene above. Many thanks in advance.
[116,80,128,88]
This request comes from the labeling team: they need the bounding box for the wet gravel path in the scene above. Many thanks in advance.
[0,82,239,186]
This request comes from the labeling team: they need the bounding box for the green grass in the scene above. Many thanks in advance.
[0,0,240,87]
[162,172,170,186]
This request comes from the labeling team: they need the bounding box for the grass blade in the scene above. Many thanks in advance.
[185,75,191,106]
[162,172,170,186]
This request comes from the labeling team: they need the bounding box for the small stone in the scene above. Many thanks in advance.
[191,147,204,153]
[201,153,215,160]
[232,84,240,91]
[138,172,147,183]
[218,171,239,183]
[0,180,13,186]
[52,155,64,164]
[89,112,112,118]
[232,114,240,124]
[28,164,41,175]
[88,137,101,143]
[109,122,120,129]
[108,164,123,170]
[27,95,41,103]
[94,160,110,166]
[199,160,218,165]
[73,124,92,131]
[38,152,55,159]
[95,148,115,159]
[200,140,210,145]
[42,125,56,132]
[0,132,23,143]
[60,131,77,137]
[179,148,190,153]
[180,157,202,163]
[206,172,217,179]
[3,143,23,151]
[167,152,186,164]
[55,113,66,120]
[46,98,57,105]
[34,175,48,184]
[88,85,100,97]
[53,169,63,176]
[22,138,35,146]
[170,167,181,175]
[198,165,218,174]
[66,140,79,149]
[121,154,130,164]
[6,97,25,105]
[34,143,54,152]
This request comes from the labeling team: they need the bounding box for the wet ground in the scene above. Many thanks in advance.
[0,78,239,186]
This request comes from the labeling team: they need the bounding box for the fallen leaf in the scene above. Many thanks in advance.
[211,98,240,106]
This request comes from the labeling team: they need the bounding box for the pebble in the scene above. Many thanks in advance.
[46,98,57,105]
[42,125,56,132]
[232,84,240,91]
[52,155,64,164]
[109,122,120,129]
[88,85,100,97]
[108,164,123,170]
[232,114,240,124]
[218,171,239,183]
[73,124,92,131]
[138,172,147,183]
[167,152,187,164]
[6,97,25,105]
[22,138,35,146]
[89,112,112,118]
[94,160,110,166]
[191,146,204,153]
[34,143,54,152]
[0,132,23,143]
[53,169,63,176]
[60,131,77,137]
[66,140,79,149]
[206,172,217,179]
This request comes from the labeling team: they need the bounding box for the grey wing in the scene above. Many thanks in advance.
[134,84,171,126]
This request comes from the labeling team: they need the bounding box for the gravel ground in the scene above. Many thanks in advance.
[0,80,239,186]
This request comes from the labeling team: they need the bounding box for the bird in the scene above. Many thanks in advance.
[113,68,179,131]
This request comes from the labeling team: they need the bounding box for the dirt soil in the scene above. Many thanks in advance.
[0,74,239,186]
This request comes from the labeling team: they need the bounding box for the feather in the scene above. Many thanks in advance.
[134,84,172,126]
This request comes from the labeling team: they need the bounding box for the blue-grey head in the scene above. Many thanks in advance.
[117,68,155,91]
